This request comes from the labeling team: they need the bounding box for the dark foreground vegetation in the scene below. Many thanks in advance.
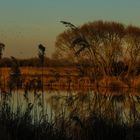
[0,89,140,140]
[0,107,134,140]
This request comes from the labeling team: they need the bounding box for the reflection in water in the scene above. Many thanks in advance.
[46,89,140,125]
[0,89,140,125]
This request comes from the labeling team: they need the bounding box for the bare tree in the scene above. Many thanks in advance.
[125,25,140,77]
[56,20,125,78]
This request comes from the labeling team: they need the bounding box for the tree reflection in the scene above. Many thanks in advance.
[47,89,140,125]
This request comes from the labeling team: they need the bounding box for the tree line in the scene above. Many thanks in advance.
[0,57,78,67]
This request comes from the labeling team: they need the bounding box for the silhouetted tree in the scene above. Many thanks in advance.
[38,44,45,66]
[0,43,5,59]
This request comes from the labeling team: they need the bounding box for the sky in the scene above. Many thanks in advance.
[0,0,140,58]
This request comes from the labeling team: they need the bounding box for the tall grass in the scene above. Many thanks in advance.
[0,90,68,140]
[0,89,140,140]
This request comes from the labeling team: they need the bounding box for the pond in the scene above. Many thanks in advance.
[1,88,140,125]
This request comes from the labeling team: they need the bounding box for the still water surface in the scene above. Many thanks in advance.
[1,89,140,124]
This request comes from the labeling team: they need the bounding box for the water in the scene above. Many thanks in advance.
[0,89,140,125]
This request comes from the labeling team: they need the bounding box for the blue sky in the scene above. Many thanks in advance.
[0,0,140,58]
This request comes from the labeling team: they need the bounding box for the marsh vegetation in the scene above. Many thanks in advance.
[0,20,140,140]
